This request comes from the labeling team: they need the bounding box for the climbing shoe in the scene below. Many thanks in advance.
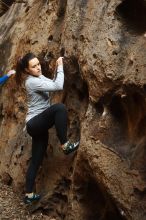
[24,193,41,204]
[63,141,80,155]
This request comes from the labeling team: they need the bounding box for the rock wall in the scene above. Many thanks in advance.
[1,0,146,219]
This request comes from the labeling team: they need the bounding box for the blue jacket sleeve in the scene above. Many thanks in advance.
[0,75,9,85]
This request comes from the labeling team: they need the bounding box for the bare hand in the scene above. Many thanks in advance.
[56,57,63,66]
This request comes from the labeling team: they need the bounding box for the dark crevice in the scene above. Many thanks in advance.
[116,0,146,34]
[109,95,127,121]
[94,101,104,115]
[48,35,53,42]
[0,0,14,16]
[73,167,126,220]
[56,0,67,17]
[63,56,88,141]
[1,172,13,186]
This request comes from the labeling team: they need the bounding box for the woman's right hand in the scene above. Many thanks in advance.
[56,57,63,66]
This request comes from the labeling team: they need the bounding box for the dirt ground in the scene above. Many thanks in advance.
[0,182,53,220]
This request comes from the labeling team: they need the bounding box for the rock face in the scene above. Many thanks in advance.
[1,0,146,219]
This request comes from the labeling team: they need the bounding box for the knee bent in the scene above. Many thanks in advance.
[57,103,67,112]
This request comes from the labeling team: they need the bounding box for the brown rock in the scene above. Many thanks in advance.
[1,0,146,219]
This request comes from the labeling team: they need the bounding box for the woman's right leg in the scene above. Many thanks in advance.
[45,103,68,144]
[27,103,68,144]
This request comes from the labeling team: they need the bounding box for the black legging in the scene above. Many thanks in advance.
[25,103,67,193]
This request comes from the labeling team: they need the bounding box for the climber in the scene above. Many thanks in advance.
[0,70,16,85]
[15,53,80,204]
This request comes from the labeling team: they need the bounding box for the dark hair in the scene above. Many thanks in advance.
[16,52,36,85]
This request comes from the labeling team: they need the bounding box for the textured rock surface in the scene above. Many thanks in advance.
[1,0,146,219]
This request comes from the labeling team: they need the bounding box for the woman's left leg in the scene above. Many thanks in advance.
[25,133,48,193]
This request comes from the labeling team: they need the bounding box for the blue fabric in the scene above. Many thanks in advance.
[0,75,9,85]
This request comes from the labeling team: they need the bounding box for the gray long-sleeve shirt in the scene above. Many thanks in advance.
[25,65,64,123]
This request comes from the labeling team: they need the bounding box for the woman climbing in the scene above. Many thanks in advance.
[0,70,16,85]
[16,53,79,204]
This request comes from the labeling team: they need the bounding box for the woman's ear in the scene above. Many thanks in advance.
[25,68,29,73]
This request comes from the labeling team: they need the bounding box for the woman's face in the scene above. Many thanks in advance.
[26,58,42,76]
